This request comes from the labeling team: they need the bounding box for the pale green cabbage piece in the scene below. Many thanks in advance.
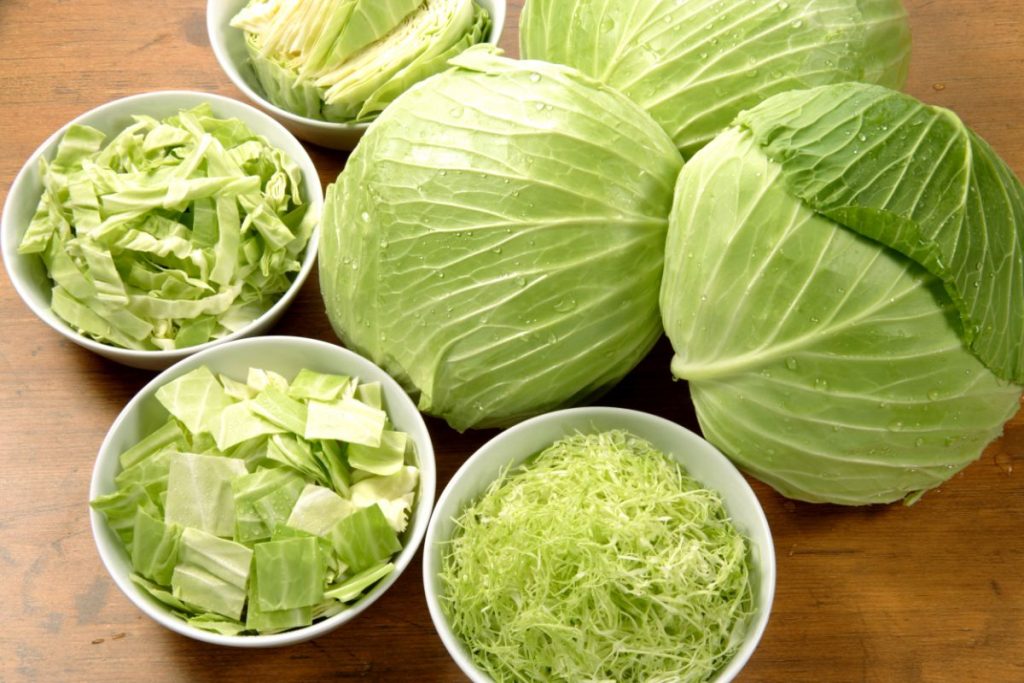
[172,528,253,619]
[320,48,683,430]
[287,484,356,536]
[17,105,315,350]
[91,484,160,544]
[91,366,418,634]
[114,449,175,500]
[661,88,1024,505]
[130,573,197,616]
[354,382,382,410]
[349,466,418,532]
[520,0,910,157]
[315,439,354,496]
[118,419,185,469]
[131,509,182,585]
[212,401,286,450]
[251,386,308,434]
[288,368,353,402]
[165,453,249,537]
[232,467,307,542]
[439,431,753,682]
[189,613,249,635]
[267,433,325,482]
[347,430,407,476]
[324,562,394,602]
[232,0,491,123]
[156,366,234,434]
[327,504,401,573]
[253,536,325,610]
[305,397,386,446]
[245,559,313,633]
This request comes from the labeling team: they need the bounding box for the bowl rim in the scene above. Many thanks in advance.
[0,89,323,365]
[88,335,437,647]
[422,406,776,682]
[206,0,508,134]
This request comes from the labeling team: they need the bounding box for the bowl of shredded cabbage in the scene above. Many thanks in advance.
[207,0,506,150]
[424,407,775,682]
[1,90,321,370]
[89,335,435,646]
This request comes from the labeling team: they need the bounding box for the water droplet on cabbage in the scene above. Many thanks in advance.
[554,298,577,312]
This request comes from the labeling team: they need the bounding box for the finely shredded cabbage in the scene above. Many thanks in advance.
[439,431,754,682]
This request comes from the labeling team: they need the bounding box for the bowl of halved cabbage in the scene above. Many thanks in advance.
[89,335,435,646]
[207,0,506,149]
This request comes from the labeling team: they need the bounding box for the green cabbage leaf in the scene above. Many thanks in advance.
[736,83,1024,384]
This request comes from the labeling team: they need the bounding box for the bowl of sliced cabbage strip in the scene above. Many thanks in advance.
[0,91,321,370]
[89,335,435,647]
[207,0,506,150]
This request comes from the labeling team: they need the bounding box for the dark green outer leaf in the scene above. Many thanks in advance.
[660,128,1021,504]
[738,82,1024,383]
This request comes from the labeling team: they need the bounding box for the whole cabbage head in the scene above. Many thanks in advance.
[520,0,911,156]
[320,48,683,430]
[661,83,1024,505]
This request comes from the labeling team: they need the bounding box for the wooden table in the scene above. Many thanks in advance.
[1,1,1021,681]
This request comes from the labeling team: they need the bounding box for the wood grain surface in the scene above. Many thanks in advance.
[1,1,1022,681]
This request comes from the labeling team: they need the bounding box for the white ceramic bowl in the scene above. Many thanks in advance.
[89,335,436,647]
[1,91,322,371]
[424,407,776,682]
[208,0,507,150]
